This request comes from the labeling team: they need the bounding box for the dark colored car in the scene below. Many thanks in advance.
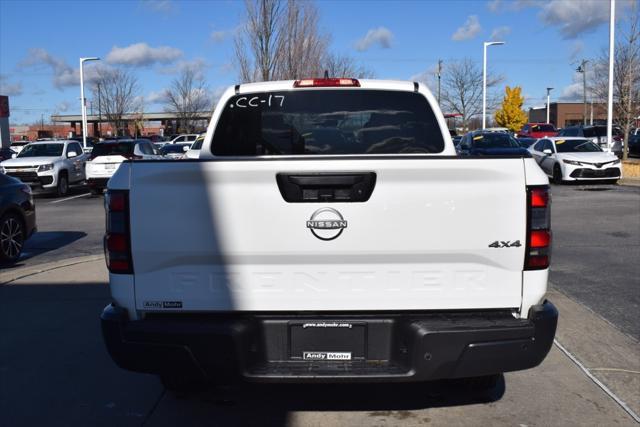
[0,147,16,161]
[516,137,538,148]
[457,131,530,156]
[146,134,167,143]
[517,123,557,139]
[0,173,37,263]
[557,125,623,155]
[629,130,640,157]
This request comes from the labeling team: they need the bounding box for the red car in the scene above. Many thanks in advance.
[518,123,557,139]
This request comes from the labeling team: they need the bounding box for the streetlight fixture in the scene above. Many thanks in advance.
[606,0,615,154]
[79,57,99,150]
[546,87,554,124]
[483,41,505,129]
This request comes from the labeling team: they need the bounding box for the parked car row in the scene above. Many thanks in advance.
[1,134,204,196]
[453,128,622,184]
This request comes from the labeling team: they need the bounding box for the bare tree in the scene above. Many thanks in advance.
[234,0,370,82]
[440,58,502,131]
[164,68,212,133]
[322,53,374,79]
[91,68,140,136]
[235,0,283,82]
[276,0,328,78]
[590,6,639,160]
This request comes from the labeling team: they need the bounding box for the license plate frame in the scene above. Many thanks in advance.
[289,321,367,361]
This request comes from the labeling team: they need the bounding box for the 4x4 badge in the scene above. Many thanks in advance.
[306,207,348,241]
[488,240,522,248]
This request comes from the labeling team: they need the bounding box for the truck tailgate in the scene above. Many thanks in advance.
[129,158,527,311]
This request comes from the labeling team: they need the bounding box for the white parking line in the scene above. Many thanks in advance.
[48,193,92,204]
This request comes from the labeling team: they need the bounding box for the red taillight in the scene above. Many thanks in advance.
[104,190,133,274]
[525,186,552,270]
[108,192,126,212]
[530,230,551,248]
[530,188,548,208]
[293,78,360,88]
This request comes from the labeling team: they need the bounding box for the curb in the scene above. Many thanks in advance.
[618,179,640,187]
[0,255,104,285]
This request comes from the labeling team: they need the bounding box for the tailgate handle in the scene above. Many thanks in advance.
[276,172,376,203]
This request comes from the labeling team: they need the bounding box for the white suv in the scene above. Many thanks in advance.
[169,134,198,144]
[0,140,88,196]
[86,139,162,194]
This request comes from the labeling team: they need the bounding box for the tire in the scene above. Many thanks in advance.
[0,213,25,263]
[90,188,102,196]
[56,172,69,197]
[552,164,563,185]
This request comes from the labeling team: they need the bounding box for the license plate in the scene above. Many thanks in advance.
[290,322,366,360]
[105,164,116,170]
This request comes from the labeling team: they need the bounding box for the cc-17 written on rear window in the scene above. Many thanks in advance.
[229,94,285,109]
[213,90,445,156]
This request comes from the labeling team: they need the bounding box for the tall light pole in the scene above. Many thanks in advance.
[437,59,443,106]
[79,57,99,150]
[483,41,505,129]
[546,87,554,124]
[576,59,588,126]
[607,0,615,154]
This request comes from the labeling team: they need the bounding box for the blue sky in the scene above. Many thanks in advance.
[0,0,634,125]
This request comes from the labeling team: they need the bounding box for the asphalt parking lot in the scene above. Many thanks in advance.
[0,182,638,426]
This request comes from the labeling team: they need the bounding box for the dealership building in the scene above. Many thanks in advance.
[528,102,609,128]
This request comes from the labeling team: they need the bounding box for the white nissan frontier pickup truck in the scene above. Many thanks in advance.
[100,78,557,391]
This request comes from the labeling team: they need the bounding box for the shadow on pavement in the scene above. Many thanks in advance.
[0,279,506,427]
[146,378,504,426]
[20,230,87,261]
[0,282,162,427]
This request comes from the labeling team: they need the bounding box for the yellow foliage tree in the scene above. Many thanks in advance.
[494,86,528,133]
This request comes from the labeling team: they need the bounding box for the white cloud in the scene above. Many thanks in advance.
[487,0,502,12]
[211,31,227,43]
[569,40,585,61]
[490,26,511,41]
[489,0,632,38]
[538,0,612,38]
[19,48,79,88]
[409,65,439,93]
[559,66,597,101]
[218,62,234,74]
[54,101,71,113]
[452,15,482,41]
[160,58,209,79]
[146,90,168,104]
[106,43,182,66]
[140,0,174,14]
[355,27,394,52]
[0,74,23,96]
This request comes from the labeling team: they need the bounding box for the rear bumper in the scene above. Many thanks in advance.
[101,301,558,383]
[86,177,110,189]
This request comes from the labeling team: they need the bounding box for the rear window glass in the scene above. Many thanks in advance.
[471,133,520,148]
[160,144,187,154]
[91,143,134,157]
[211,90,445,156]
[555,139,602,153]
[17,143,64,157]
[531,124,555,132]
